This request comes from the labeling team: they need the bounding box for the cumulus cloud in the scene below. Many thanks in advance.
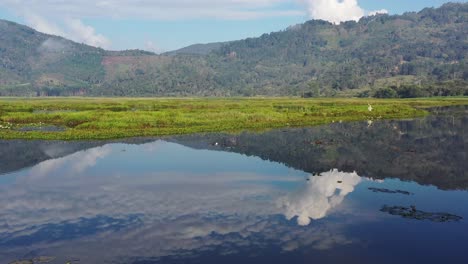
[301,0,388,24]
[301,0,364,24]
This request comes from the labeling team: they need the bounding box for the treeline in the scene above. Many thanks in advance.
[360,81,468,98]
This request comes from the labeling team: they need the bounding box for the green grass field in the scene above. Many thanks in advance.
[0,97,467,140]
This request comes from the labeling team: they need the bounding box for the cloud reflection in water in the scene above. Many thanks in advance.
[278,169,362,225]
[0,141,366,262]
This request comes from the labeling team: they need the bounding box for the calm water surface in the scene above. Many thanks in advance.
[1,106,467,264]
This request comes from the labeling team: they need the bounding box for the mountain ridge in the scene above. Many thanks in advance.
[0,2,467,97]
[163,42,227,56]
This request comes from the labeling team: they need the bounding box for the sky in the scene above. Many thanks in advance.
[0,0,461,52]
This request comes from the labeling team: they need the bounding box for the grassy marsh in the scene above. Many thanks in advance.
[0,97,467,140]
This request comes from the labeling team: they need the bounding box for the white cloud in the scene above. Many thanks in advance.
[1,1,112,48]
[368,9,389,16]
[0,0,388,47]
[300,0,388,24]
[22,11,65,36]
[65,18,111,48]
[301,0,364,24]
[21,12,111,48]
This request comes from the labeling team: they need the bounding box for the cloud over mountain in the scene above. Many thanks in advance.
[301,0,388,24]
[0,0,388,48]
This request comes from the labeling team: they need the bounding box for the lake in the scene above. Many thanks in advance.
[1,106,467,264]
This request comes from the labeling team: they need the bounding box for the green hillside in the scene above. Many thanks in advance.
[0,2,466,97]
[0,19,105,95]
[163,42,227,56]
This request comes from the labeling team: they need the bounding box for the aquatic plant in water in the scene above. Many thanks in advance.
[368,187,413,195]
[381,205,463,222]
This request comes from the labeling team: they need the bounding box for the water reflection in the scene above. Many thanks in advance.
[278,169,361,225]
[171,106,468,190]
[1,142,361,262]
[1,107,468,263]
[1,107,467,190]
[30,145,112,179]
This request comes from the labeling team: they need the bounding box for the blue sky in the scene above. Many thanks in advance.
[0,0,461,52]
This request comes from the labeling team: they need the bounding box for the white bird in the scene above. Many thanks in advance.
[368,104,373,112]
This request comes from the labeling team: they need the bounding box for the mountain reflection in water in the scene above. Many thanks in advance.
[1,106,467,264]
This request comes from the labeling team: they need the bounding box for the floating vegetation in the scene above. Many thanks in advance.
[381,205,463,222]
[65,258,80,264]
[9,261,33,264]
[369,187,413,195]
[9,256,56,264]
[32,256,56,263]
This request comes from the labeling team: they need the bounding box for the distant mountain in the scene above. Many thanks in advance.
[164,42,226,56]
[0,2,467,96]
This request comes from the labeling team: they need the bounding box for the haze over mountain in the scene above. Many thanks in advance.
[0,2,466,97]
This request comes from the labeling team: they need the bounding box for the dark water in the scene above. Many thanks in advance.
[1,106,467,264]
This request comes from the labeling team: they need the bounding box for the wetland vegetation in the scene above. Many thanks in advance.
[0,97,467,140]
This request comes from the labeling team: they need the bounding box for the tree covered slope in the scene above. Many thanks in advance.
[0,2,466,96]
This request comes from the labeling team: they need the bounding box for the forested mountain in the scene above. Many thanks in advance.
[163,42,226,56]
[0,2,467,97]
